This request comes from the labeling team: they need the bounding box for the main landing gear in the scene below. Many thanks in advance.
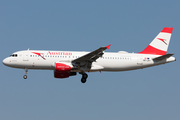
[81,73,88,83]
[23,68,28,79]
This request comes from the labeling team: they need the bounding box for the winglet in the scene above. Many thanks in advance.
[106,44,111,49]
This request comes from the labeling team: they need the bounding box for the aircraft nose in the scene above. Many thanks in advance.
[2,58,8,66]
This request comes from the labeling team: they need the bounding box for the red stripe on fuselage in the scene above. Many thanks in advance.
[161,27,173,34]
[138,45,166,55]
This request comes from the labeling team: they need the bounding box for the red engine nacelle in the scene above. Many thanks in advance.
[54,71,77,78]
[55,62,71,71]
[53,62,76,78]
[54,71,70,78]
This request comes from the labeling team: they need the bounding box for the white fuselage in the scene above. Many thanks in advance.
[2,27,175,83]
[2,50,176,72]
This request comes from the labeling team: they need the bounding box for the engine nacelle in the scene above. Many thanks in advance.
[52,62,76,78]
[54,71,77,78]
[52,62,72,71]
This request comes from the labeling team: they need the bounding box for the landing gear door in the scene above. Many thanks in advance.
[23,50,29,61]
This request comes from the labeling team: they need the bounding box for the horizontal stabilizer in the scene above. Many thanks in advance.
[153,53,174,61]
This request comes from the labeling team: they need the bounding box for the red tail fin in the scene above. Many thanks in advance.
[139,27,173,55]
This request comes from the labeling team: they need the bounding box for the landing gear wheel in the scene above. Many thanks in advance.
[80,73,88,83]
[82,73,88,79]
[23,75,27,79]
[81,78,87,83]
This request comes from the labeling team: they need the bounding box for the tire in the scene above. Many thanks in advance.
[83,73,88,79]
[23,75,27,79]
[81,78,86,83]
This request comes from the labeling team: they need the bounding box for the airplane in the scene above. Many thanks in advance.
[2,27,176,83]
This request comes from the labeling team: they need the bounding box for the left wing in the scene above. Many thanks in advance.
[71,44,111,72]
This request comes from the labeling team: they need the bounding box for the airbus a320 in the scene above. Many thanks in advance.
[3,27,176,83]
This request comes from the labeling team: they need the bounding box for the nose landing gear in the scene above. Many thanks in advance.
[23,75,27,79]
[23,68,28,79]
[81,73,88,83]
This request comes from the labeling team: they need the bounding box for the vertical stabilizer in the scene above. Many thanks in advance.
[139,27,173,55]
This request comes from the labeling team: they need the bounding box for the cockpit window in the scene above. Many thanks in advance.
[10,54,18,57]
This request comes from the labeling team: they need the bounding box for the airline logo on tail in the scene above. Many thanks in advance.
[157,38,167,45]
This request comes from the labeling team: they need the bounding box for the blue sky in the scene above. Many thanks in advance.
[0,0,180,120]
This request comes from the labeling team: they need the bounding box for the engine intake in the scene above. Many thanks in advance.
[52,62,76,78]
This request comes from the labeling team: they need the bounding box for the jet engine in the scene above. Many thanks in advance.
[52,62,76,78]
[54,70,76,78]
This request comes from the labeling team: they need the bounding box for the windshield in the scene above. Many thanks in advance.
[10,54,18,57]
